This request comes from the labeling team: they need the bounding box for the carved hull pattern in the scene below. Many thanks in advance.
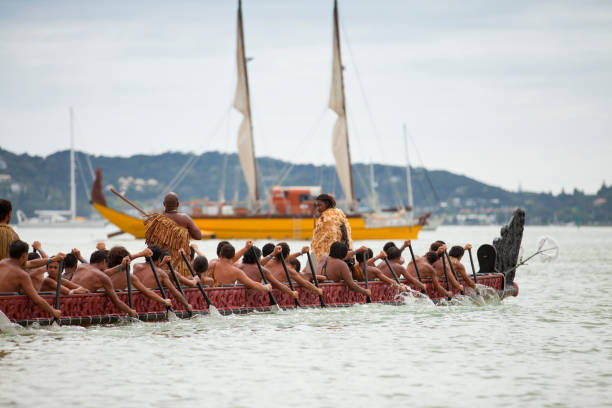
[0,274,515,326]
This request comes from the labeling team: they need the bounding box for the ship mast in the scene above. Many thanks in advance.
[403,124,414,222]
[329,0,355,212]
[234,0,260,210]
[69,107,76,221]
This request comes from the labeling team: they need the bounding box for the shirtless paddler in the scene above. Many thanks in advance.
[145,192,202,278]
[0,240,62,319]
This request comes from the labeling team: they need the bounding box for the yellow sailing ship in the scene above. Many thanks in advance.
[91,1,428,240]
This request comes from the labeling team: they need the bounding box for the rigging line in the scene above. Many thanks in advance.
[339,19,403,209]
[274,107,328,187]
[74,153,91,201]
[154,103,233,205]
[408,132,441,205]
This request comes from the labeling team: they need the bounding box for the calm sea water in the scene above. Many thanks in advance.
[1,225,611,407]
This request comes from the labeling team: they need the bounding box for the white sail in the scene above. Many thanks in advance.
[233,0,259,204]
[329,0,354,206]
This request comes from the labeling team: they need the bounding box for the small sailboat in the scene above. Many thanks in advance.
[90,0,428,239]
[17,108,105,229]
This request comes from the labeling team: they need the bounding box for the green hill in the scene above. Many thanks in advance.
[0,148,609,225]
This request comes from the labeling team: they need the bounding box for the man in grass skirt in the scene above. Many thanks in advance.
[145,193,202,277]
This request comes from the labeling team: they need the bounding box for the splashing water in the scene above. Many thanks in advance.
[395,287,435,306]
[207,305,221,317]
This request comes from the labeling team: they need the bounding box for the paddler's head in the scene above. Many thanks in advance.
[90,250,109,270]
[163,192,179,212]
[275,242,290,260]
[329,241,348,260]
[425,251,438,265]
[9,240,29,267]
[220,243,235,260]
[449,245,465,260]
[63,253,79,273]
[242,246,261,264]
[47,258,60,279]
[355,248,373,263]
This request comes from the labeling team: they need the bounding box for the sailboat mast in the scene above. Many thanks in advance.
[329,0,355,210]
[234,0,260,206]
[403,124,414,221]
[69,107,76,221]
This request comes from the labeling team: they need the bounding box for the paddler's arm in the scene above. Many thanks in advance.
[233,240,254,263]
[339,263,371,297]
[186,216,202,240]
[266,271,298,299]
[176,273,199,288]
[161,272,193,312]
[455,262,475,288]
[19,272,61,319]
[190,243,205,258]
[25,253,65,269]
[286,246,309,263]
[261,245,281,266]
[32,241,48,259]
[131,275,172,308]
[130,248,153,261]
[234,268,271,292]
[103,256,130,277]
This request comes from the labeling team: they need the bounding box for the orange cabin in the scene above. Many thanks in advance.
[270,186,322,215]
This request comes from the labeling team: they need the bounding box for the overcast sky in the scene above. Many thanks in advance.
[0,0,611,194]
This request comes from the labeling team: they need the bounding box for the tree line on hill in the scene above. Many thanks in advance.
[0,147,609,225]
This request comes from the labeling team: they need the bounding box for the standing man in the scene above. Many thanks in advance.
[310,194,352,262]
[145,192,202,277]
[0,199,19,261]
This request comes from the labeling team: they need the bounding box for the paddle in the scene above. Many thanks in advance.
[361,252,371,303]
[251,248,279,309]
[125,262,133,309]
[407,244,427,295]
[306,252,325,307]
[110,188,149,217]
[53,260,64,325]
[383,258,402,286]
[146,257,173,313]
[444,251,464,295]
[440,253,452,301]
[180,252,214,309]
[0,309,11,330]
[467,247,478,284]
[279,254,301,307]
[167,261,192,317]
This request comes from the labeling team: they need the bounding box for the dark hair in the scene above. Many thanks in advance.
[386,246,401,260]
[9,240,28,259]
[262,243,275,257]
[220,243,235,260]
[383,242,397,253]
[28,252,41,261]
[0,199,12,220]
[449,245,465,258]
[216,241,230,256]
[430,240,446,251]
[108,246,130,268]
[315,193,336,209]
[275,242,290,260]
[242,246,261,264]
[64,253,78,268]
[193,256,209,274]
[425,251,438,264]
[148,245,163,262]
[189,246,195,261]
[329,241,348,259]
[356,248,373,262]
[290,259,300,272]
[90,250,109,264]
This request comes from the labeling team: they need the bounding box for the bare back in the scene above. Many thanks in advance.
[238,263,263,282]
[133,262,167,289]
[71,264,109,292]
[163,212,202,240]
[0,259,30,292]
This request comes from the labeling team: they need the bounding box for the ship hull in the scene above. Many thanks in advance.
[1,274,515,327]
[93,202,423,240]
